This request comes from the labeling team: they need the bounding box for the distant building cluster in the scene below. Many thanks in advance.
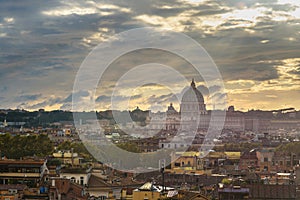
[0,80,300,199]
[148,80,300,133]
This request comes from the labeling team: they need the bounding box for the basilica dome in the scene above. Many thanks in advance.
[181,79,204,103]
[180,79,207,115]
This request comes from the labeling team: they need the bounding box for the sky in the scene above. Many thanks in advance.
[0,0,299,112]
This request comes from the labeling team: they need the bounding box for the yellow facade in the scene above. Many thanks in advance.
[64,128,71,135]
[168,151,205,174]
[132,190,161,200]
[0,191,17,200]
[0,196,15,200]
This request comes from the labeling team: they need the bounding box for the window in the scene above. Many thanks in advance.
[280,161,283,165]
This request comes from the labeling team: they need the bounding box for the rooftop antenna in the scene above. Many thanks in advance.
[159,159,166,192]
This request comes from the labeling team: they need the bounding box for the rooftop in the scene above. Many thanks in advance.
[0,159,45,165]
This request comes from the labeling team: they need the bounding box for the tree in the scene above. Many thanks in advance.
[116,142,141,153]
[276,142,300,155]
[0,133,54,159]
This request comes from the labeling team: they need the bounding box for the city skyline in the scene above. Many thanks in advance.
[0,0,299,111]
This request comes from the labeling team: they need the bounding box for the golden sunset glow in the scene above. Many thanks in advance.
[0,0,299,111]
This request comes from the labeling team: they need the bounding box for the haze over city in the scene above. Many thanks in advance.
[1,2,300,199]
[0,0,299,112]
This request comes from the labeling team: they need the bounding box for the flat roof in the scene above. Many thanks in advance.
[219,188,249,193]
[0,160,45,165]
[0,172,40,178]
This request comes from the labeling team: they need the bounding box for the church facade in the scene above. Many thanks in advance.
[149,80,246,132]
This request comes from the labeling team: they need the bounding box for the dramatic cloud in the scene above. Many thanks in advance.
[0,0,299,111]
[15,94,41,102]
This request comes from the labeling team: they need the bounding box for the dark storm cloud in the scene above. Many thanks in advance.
[95,95,111,102]
[211,92,227,102]
[192,8,232,16]
[26,97,63,110]
[146,93,178,105]
[95,94,142,103]
[266,3,298,12]
[209,85,222,94]
[0,86,8,93]
[97,48,202,86]
[14,94,42,102]
[141,83,160,87]
[195,85,223,97]
[197,18,300,81]
[0,0,299,110]
[216,0,277,8]
[197,85,209,96]
[64,90,90,103]
[0,0,136,109]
